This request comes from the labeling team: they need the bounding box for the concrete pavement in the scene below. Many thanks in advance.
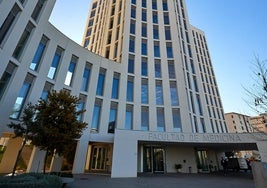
[65,172,254,188]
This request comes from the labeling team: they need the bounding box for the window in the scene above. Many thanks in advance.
[10,74,34,119]
[193,76,198,92]
[129,37,135,53]
[142,24,147,37]
[31,0,47,21]
[141,79,148,104]
[165,27,171,40]
[141,40,147,55]
[153,26,159,39]
[131,0,136,4]
[111,73,120,99]
[152,11,158,23]
[91,99,102,132]
[0,62,16,101]
[141,107,149,131]
[125,105,133,130]
[130,20,135,34]
[141,58,148,76]
[162,0,168,11]
[76,94,86,121]
[142,0,146,7]
[166,44,173,58]
[168,61,176,79]
[131,6,136,18]
[108,102,118,133]
[196,95,203,115]
[13,22,35,59]
[64,55,77,86]
[41,82,53,100]
[154,43,160,57]
[0,4,21,45]
[152,0,157,9]
[157,108,165,132]
[81,63,91,92]
[128,55,134,73]
[30,35,49,71]
[172,109,182,132]
[163,13,169,25]
[142,10,147,22]
[170,81,179,106]
[126,76,134,102]
[47,46,63,79]
[156,81,163,105]
[154,60,161,78]
[201,118,206,133]
[96,69,106,96]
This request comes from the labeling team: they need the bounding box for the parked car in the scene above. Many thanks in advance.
[226,158,248,171]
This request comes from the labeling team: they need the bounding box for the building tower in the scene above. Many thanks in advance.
[83,0,227,134]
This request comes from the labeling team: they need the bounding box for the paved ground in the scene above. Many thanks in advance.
[65,172,255,188]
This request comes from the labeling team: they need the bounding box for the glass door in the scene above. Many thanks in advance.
[90,146,107,171]
[143,146,165,173]
[153,147,164,172]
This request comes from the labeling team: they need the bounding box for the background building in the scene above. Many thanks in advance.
[225,112,252,133]
[0,0,265,177]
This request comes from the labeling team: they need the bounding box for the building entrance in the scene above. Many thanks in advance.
[90,146,107,171]
[143,146,165,173]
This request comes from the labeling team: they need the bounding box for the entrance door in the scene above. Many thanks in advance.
[196,150,209,172]
[143,146,165,173]
[90,146,107,171]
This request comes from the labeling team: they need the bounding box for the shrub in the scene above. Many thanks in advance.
[0,173,62,188]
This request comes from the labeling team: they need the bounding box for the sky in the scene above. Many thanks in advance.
[49,0,267,116]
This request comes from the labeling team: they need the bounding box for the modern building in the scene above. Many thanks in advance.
[225,112,253,133]
[249,113,267,133]
[0,0,266,178]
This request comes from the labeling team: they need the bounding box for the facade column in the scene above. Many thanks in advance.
[0,136,23,173]
[72,139,88,174]
[26,146,46,173]
[49,154,63,172]
[257,141,267,162]
[111,131,138,178]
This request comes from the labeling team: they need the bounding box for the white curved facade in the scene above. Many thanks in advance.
[0,0,265,178]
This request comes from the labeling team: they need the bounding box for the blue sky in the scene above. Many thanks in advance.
[49,0,267,116]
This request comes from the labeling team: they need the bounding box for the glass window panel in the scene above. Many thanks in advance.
[111,74,120,99]
[125,106,133,130]
[173,109,182,132]
[168,61,176,79]
[141,107,149,131]
[154,44,160,57]
[81,66,90,91]
[91,99,102,132]
[0,4,21,44]
[64,60,76,86]
[154,61,161,78]
[170,82,179,106]
[47,49,61,79]
[156,81,163,105]
[30,35,48,71]
[141,58,148,76]
[96,72,105,96]
[141,80,148,104]
[128,56,134,74]
[157,108,165,132]
[126,79,134,102]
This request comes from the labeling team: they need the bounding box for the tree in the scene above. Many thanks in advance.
[31,90,87,173]
[7,103,36,177]
[245,57,267,114]
[244,56,267,139]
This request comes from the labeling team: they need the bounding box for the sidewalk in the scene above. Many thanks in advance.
[65,172,254,188]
